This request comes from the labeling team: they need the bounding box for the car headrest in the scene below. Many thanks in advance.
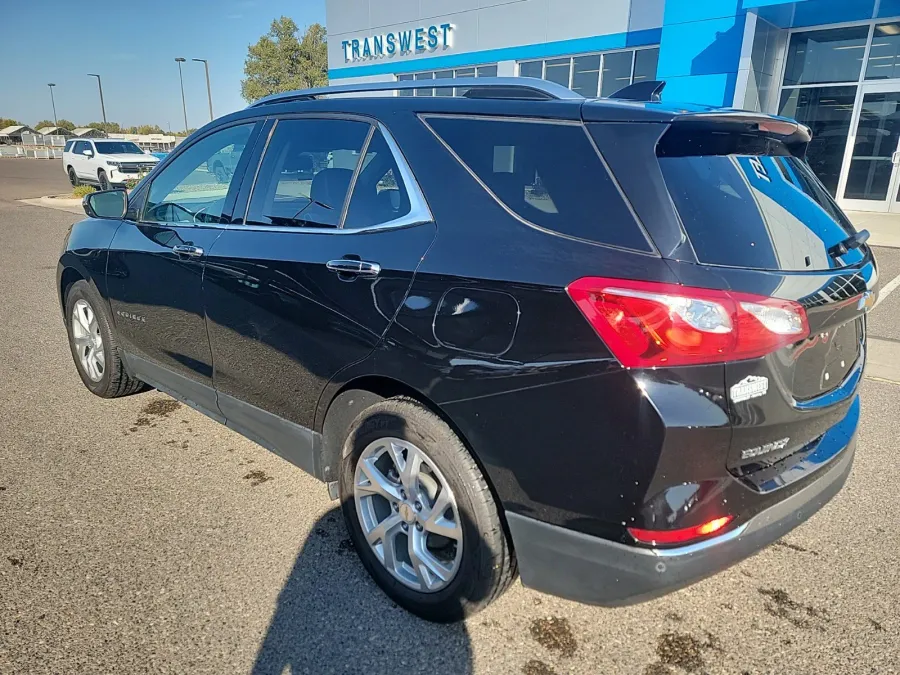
[310,168,353,210]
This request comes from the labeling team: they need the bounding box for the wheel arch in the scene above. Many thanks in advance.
[318,375,512,546]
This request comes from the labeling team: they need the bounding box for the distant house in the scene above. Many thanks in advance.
[72,127,107,138]
[0,125,37,144]
[36,126,74,138]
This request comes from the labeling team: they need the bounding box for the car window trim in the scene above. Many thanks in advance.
[138,119,263,228]
[232,114,434,235]
[419,112,659,256]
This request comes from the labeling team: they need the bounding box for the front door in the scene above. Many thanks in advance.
[839,82,900,213]
[106,121,260,415]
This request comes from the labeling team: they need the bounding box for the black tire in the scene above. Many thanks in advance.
[98,170,110,191]
[64,280,145,398]
[339,397,516,622]
[67,166,79,187]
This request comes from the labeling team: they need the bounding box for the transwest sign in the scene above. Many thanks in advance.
[341,23,454,62]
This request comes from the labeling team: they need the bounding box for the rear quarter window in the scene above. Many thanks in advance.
[424,116,652,252]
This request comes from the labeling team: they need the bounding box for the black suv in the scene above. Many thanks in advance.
[58,78,874,623]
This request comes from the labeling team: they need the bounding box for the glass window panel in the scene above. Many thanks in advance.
[544,58,571,87]
[434,69,454,97]
[427,116,651,251]
[344,129,412,229]
[519,60,543,79]
[778,85,857,195]
[246,119,369,228]
[783,27,868,85]
[414,71,434,97]
[397,73,414,97]
[144,124,254,225]
[572,55,601,97]
[454,67,475,78]
[476,64,498,78]
[600,51,634,97]
[866,22,900,80]
[843,91,900,200]
[633,48,659,83]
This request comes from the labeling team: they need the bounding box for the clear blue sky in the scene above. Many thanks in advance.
[0,0,326,131]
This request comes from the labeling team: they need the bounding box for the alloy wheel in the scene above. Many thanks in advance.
[71,299,105,382]
[354,437,463,592]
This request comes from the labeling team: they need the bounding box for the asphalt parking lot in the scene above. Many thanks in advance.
[1,158,898,675]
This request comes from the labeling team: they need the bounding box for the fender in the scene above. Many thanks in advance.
[57,216,126,319]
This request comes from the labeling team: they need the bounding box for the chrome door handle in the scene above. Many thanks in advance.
[326,259,381,277]
[173,244,204,257]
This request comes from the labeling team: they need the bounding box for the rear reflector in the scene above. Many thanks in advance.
[566,277,809,367]
[628,515,734,546]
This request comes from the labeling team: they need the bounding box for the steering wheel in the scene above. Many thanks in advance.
[146,202,196,224]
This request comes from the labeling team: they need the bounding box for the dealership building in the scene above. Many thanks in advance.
[326,0,900,213]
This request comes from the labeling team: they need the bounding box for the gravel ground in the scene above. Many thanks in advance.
[1,159,899,675]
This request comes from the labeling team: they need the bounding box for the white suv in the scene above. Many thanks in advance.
[63,139,159,190]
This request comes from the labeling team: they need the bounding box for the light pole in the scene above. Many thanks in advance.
[47,83,57,126]
[175,57,188,135]
[192,58,213,122]
[87,74,107,124]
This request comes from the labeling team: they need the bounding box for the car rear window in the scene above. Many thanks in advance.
[658,129,864,271]
[425,116,652,252]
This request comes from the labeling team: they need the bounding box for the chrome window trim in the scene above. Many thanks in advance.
[338,124,376,227]
[419,113,659,256]
[232,118,434,234]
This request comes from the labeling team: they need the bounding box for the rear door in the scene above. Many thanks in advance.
[203,115,436,474]
[653,120,875,480]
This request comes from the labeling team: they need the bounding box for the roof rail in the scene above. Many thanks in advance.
[609,80,666,102]
[249,77,584,107]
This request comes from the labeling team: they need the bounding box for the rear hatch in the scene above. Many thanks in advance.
[655,115,876,485]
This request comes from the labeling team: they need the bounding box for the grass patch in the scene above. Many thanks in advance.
[72,185,96,198]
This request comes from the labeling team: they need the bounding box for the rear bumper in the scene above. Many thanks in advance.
[507,434,855,606]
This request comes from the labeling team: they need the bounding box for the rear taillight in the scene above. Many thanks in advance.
[566,277,809,367]
[628,515,734,546]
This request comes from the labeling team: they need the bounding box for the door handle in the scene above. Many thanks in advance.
[326,259,381,277]
[173,244,204,258]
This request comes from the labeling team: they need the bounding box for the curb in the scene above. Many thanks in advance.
[18,195,84,215]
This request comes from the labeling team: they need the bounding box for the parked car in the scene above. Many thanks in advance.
[57,78,875,623]
[63,139,159,190]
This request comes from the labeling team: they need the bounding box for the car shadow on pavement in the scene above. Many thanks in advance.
[250,505,474,674]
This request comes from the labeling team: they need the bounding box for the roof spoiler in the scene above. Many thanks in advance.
[609,80,666,102]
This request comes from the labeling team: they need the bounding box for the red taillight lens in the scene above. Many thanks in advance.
[628,515,734,546]
[566,277,809,367]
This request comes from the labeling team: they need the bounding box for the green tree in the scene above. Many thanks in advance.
[56,119,76,131]
[241,18,327,103]
[136,124,165,135]
[87,121,122,133]
[0,118,20,129]
[34,119,56,130]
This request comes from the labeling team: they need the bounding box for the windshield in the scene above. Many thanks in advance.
[95,142,145,155]
[658,132,864,271]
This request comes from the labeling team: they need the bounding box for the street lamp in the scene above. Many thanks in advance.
[174,57,188,135]
[192,58,213,122]
[87,74,107,124]
[47,83,57,126]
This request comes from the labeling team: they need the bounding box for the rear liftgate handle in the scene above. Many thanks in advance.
[326,258,381,279]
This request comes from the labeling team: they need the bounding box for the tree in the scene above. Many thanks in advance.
[241,18,327,103]
[56,119,76,131]
[34,120,56,130]
[88,121,122,133]
[0,118,20,129]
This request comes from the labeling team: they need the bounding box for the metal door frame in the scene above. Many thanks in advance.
[837,79,900,212]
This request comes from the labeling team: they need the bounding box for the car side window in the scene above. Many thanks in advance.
[64,140,74,152]
[246,118,370,228]
[343,128,412,229]
[143,123,254,225]
[74,141,86,154]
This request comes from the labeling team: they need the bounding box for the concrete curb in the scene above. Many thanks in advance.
[18,195,84,215]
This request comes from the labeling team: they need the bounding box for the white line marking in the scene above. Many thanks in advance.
[875,273,900,308]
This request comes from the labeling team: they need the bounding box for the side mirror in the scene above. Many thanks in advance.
[83,189,127,219]
[82,149,93,157]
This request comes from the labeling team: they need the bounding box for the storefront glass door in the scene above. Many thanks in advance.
[840,82,900,212]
